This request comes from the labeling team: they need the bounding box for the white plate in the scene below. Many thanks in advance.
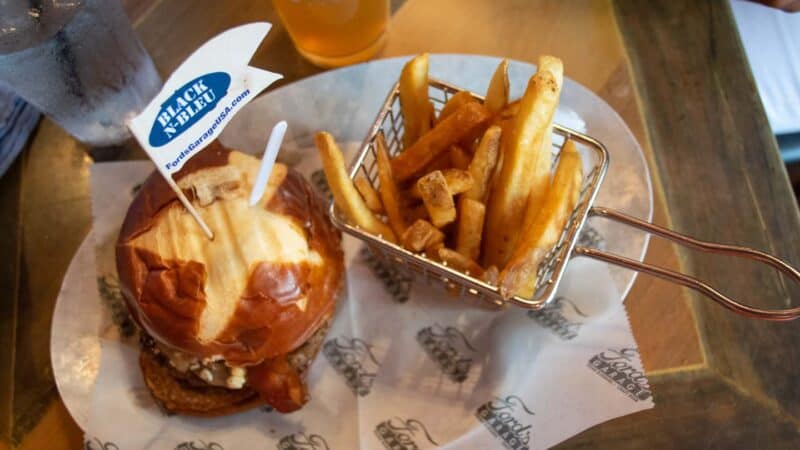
[51,54,652,429]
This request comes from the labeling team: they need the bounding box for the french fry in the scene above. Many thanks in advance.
[315,132,396,242]
[506,99,521,114]
[424,241,444,261]
[489,99,518,178]
[438,247,484,277]
[491,98,520,133]
[455,197,486,261]
[424,101,435,132]
[438,91,475,123]
[418,149,452,175]
[401,219,445,252]
[440,168,474,194]
[498,99,520,121]
[399,54,433,148]
[485,59,509,114]
[487,96,520,175]
[483,56,563,267]
[488,139,505,200]
[391,102,492,182]
[409,168,473,198]
[404,202,429,223]
[482,265,499,285]
[464,126,501,202]
[519,56,564,234]
[449,145,472,170]
[499,139,582,299]
[538,55,564,85]
[375,134,407,236]
[416,170,457,227]
[487,110,515,201]
[354,177,383,213]
[519,142,553,233]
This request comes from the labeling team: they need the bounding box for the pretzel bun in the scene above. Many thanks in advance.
[115,141,343,413]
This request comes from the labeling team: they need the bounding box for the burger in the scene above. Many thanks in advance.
[116,141,344,415]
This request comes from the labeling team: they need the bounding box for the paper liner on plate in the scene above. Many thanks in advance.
[83,149,653,450]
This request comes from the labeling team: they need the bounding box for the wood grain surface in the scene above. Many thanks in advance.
[614,0,800,446]
[0,151,23,446]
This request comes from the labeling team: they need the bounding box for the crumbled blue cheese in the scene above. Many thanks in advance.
[201,354,224,365]
[155,343,242,388]
[198,368,214,383]
[226,367,247,389]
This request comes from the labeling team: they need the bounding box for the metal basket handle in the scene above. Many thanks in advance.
[574,206,800,321]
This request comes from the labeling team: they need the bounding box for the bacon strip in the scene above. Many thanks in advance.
[247,356,307,412]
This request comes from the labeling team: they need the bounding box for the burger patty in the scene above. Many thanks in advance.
[138,320,331,415]
[139,351,260,416]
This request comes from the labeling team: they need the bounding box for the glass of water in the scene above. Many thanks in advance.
[0,0,162,147]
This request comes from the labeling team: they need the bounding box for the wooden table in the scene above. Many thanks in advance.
[2,0,799,448]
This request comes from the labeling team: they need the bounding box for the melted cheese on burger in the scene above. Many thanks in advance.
[129,152,323,344]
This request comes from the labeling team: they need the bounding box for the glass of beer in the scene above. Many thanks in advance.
[272,0,390,68]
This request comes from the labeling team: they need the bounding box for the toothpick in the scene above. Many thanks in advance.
[164,175,214,240]
[249,120,288,206]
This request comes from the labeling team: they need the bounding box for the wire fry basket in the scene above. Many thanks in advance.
[328,78,800,321]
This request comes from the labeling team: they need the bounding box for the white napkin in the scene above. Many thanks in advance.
[730,0,800,135]
[84,150,653,450]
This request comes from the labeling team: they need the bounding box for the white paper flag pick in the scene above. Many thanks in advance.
[127,22,283,238]
[249,120,287,206]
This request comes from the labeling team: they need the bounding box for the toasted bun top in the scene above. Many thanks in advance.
[116,142,343,365]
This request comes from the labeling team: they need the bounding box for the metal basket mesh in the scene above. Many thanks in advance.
[329,78,608,310]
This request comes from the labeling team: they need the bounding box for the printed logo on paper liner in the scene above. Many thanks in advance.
[587,347,652,402]
[322,336,380,396]
[475,395,535,450]
[174,442,224,450]
[359,246,412,303]
[416,323,477,382]
[527,296,587,341]
[577,224,605,249]
[84,438,119,450]
[277,432,329,450]
[97,275,136,339]
[374,417,438,450]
